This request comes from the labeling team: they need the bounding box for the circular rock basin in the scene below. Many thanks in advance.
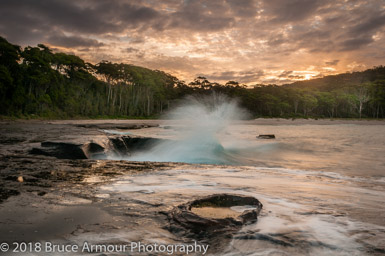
[168,194,263,236]
[191,205,258,220]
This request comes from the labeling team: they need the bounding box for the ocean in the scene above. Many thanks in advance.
[97,119,385,255]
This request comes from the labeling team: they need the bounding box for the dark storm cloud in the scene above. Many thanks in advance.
[262,0,326,23]
[226,0,259,17]
[0,1,111,36]
[1,0,384,46]
[168,1,235,32]
[350,13,385,35]
[0,0,259,46]
[340,37,374,51]
[1,0,384,84]
[335,11,385,51]
[0,0,161,46]
[264,2,385,53]
[47,34,104,48]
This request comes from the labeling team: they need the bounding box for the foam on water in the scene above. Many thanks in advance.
[96,165,385,255]
[102,129,133,135]
[94,94,385,254]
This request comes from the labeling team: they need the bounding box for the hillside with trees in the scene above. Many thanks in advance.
[1,36,385,119]
[0,37,183,118]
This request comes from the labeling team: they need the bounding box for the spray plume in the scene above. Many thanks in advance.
[126,93,249,164]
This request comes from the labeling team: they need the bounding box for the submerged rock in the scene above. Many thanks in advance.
[168,194,262,240]
[257,134,276,139]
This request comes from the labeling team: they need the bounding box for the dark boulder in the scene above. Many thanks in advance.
[29,136,168,160]
[30,142,88,159]
[30,141,107,160]
[257,134,276,139]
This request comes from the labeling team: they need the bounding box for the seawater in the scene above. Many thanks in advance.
[97,96,385,255]
[122,121,385,178]
[95,164,385,255]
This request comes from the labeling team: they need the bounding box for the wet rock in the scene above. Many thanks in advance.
[108,136,166,155]
[30,136,166,160]
[83,142,105,159]
[75,123,159,129]
[30,142,88,159]
[37,191,46,196]
[0,188,20,203]
[4,175,18,181]
[168,194,262,240]
[0,136,27,144]
[257,134,276,139]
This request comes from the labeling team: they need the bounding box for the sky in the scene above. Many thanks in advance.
[1,0,385,85]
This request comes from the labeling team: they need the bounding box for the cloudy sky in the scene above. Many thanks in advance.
[1,0,385,85]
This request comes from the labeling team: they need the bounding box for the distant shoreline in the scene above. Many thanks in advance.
[1,117,384,126]
[248,118,385,125]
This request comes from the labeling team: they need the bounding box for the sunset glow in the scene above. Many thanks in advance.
[1,0,384,85]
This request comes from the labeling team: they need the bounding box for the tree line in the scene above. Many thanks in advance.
[0,36,182,118]
[1,36,385,119]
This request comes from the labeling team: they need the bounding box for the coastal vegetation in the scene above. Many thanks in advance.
[1,36,385,119]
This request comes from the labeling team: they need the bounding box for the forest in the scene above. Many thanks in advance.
[1,36,385,119]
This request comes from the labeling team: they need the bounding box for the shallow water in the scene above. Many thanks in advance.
[122,121,385,177]
[94,121,385,255]
[96,164,385,255]
[191,206,241,219]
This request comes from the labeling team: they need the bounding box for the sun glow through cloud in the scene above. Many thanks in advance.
[0,0,384,85]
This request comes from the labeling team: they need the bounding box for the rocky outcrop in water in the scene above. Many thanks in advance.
[257,134,276,139]
[30,142,89,159]
[108,136,164,157]
[29,135,167,160]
